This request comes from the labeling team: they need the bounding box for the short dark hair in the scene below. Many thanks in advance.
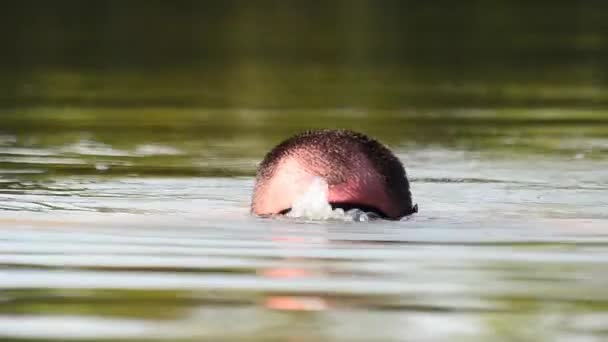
[252,129,417,219]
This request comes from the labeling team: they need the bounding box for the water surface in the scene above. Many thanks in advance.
[1,109,608,341]
[1,1,608,340]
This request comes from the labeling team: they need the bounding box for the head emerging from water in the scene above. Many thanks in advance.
[251,129,417,220]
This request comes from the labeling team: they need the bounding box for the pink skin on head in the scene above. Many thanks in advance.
[253,156,399,219]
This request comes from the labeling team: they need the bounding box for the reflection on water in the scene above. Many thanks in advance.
[1,216,608,341]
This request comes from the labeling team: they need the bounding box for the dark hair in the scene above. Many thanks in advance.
[252,129,417,218]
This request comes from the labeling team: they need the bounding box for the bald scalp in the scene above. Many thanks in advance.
[251,129,417,219]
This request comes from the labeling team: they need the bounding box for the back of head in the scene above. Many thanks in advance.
[251,129,417,219]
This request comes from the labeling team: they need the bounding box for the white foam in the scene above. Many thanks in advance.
[286,177,377,222]
[287,177,334,220]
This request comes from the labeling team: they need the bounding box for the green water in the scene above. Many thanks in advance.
[1,1,608,341]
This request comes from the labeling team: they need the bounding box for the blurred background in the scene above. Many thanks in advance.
[1,0,606,177]
[2,0,606,108]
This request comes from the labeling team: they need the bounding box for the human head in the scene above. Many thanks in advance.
[251,129,417,220]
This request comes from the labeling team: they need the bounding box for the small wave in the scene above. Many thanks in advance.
[0,156,85,165]
[61,139,132,157]
[0,134,16,146]
[412,177,511,184]
[134,144,182,156]
[60,140,183,157]
[0,147,58,157]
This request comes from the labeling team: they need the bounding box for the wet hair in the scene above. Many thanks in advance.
[252,129,417,219]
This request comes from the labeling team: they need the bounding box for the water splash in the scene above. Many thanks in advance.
[287,177,333,220]
[286,177,377,222]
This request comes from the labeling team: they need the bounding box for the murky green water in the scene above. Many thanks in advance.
[2,1,608,341]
